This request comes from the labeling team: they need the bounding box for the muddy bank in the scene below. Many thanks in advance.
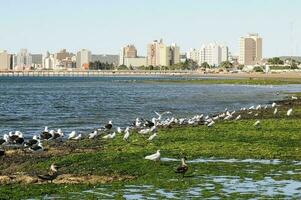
[0,174,134,185]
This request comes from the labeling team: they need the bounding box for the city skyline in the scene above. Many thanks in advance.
[0,0,300,57]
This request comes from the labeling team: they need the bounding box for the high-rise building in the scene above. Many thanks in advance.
[170,43,180,65]
[147,39,163,66]
[119,45,137,65]
[55,49,70,61]
[186,49,200,63]
[15,49,32,70]
[147,39,180,67]
[76,49,91,69]
[239,33,262,65]
[0,50,10,71]
[199,43,228,66]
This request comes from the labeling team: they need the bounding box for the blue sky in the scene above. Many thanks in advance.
[0,0,300,57]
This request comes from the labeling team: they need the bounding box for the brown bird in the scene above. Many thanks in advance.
[175,157,188,178]
[37,163,60,183]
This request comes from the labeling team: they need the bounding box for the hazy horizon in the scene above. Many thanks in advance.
[0,0,300,57]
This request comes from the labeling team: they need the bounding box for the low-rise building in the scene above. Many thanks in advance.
[124,57,147,68]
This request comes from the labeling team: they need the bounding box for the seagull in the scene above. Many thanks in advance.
[89,130,98,139]
[52,129,64,140]
[273,108,278,115]
[292,96,298,100]
[123,127,130,141]
[133,118,142,127]
[147,133,157,141]
[68,131,77,140]
[235,115,241,120]
[104,121,113,130]
[103,132,116,139]
[24,135,40,148]
[287,108,293,116]
[254,120,260,127]
[175,157,188,178]
[207,121,215,127]
[72,134,82,140]
[37,163,60,183]
[116,127,123,134]
[144,150,160,161]
[29,142,44,152]
[40,127,53,140]
[271,102,276,108]
[154,111,171,120]
[144,120,155,128]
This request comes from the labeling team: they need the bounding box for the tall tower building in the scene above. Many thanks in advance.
[170,43,180,65]
[147,39,180,67]
[76,49,91,69]
[147,39,163,66]
[239,33,262,65]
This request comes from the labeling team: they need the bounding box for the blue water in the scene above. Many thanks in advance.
[0,76,300,138]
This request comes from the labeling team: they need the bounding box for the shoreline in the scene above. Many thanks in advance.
[1,92,301,199]
[0,70,300,79]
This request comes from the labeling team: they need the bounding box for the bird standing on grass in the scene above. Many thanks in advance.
[287,108,293,116]
[175,157,188,178]
[273,108,278,115]
[254,120,260,127]
[37,163,60,183]
[144,150,160,161]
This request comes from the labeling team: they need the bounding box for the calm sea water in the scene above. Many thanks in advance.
[0,76,300,138]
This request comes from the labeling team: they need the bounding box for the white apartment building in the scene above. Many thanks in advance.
[199,43,228,66]
[187,43,228,67]
[239,33,262,65]
[14,49,32,70]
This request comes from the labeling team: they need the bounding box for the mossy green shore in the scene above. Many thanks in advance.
[140,77,301,85]
[1,94,301,199]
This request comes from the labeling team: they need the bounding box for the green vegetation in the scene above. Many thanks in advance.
[1,94,301,199]
[219,61,233,69]
[140,78,301,85]
[267,57,284,65]
[89,61,115,70]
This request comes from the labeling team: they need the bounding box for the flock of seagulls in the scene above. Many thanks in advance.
[0,95,299,179]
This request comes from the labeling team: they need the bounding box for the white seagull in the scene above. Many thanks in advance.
[147,133,157,141]
[123,127,130,141]
[273,108,278,115]
[292,96,298,100]
[235,115,241,120]
[271,102,276,108]
[89,131,98,139]
[254,120,260,127]
[144,150,160,161]
[73,134,82,140]
[68,131,77,140]
[103,132,116,139]
[287,108,293,116]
